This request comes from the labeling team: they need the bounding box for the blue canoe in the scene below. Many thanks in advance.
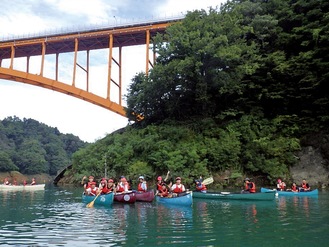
[156,191,193,206]
[82,192,114,206]
[261,187,319,196]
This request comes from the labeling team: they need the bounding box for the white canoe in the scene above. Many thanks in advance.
[0,184,45,191]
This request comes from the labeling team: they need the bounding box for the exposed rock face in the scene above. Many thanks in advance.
[292,131,329,188]
[290,146,329,188]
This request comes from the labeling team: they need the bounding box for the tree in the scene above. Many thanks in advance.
[126,6,260,122]
[0,151,18,172]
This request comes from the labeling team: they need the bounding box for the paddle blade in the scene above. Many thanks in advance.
[86,201,94,208]
[202,177,214,185]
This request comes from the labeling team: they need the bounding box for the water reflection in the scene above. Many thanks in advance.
[277,196,318,219]
[0,186,328,246]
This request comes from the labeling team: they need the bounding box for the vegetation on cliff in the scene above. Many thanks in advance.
[68,0,329,187]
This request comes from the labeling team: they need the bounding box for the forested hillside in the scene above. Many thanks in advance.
[65,0,329,187]
[0,116,88,175]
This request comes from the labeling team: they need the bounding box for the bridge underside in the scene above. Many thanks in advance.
[0,19,179,117]
[0,67,125,116]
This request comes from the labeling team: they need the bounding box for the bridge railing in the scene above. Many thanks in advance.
[0,14,185,42]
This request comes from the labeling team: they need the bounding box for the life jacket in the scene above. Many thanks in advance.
[245,182,256,193]
[100,186,110,194]
[159,187,169,197]
[157,183,162,191]
[172,184,185,193]
[301,183,308,189]
[107,184,115,192]
[277,182,286,191]
[89,187,98,196]
[137,182,147,192]
[116,182,129,192]
[86,181,93,189]
[292,185,298,192]
[196,183,207,192]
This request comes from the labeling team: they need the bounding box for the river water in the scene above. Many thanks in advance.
[0,185,328,247]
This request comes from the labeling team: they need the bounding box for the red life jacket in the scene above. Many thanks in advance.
[157,183,162,191]
[107,185,115,192]
[86,181,93,189]
[292,185,298,192]
[302,183,308,189]
[159,187,169,197]
[196,183,207,192]
[172,184,185,193]
[137,182,147,192]
[100,186,110,194]
[89,187,98,196]
[116,182,129,192]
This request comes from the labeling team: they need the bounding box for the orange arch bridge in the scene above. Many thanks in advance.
[0,17,182,117]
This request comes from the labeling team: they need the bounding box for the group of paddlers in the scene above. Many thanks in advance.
[82,171,206,197]
[3,177,36,186]
[276,178,311,192]
[156,172,207,197]
[81,175,148,196]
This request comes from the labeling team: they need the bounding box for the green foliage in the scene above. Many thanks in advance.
[72,0,328,185]
[0,151,18,172]
[0,116,87,175]
[70,117,300,185]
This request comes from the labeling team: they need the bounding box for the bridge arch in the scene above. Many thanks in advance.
[0,18,182,117]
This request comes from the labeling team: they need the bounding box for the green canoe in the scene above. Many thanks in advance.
[193,191,276,201]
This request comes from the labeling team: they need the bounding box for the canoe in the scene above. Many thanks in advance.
[193,191,276,201]
[114,191,136,203]
[0,184,45,191]
[135,190,155,202]
[82,192,114,207]
[156,191,193,206]
[261,187,319,196]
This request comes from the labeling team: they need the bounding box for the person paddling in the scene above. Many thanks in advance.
[116,176,129,193]
[242,178,256,193]
[195,177,207,193]
[137,176,147,192]
[291,182,298,192]
[276,179,286,191]
[299,179,311,191]
[81,176,95,190]
[171,177,186,197]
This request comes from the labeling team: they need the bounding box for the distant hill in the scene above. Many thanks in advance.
[0,116,88,176]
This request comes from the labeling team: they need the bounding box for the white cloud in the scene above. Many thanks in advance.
[156,0,226,15]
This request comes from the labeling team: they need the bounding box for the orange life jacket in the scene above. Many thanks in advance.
[245,182,256,193]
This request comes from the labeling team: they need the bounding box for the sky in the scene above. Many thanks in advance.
[0,0,226,142]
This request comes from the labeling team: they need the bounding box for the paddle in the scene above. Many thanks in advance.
[86,191,101,208]
[202,177,214,186]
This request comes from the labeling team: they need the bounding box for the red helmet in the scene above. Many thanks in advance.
[108,179,114,183]
[157,176,162,181]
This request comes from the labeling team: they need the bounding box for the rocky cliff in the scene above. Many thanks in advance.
[290,131,329,188]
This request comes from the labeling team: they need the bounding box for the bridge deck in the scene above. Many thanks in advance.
[0,18,182,59]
